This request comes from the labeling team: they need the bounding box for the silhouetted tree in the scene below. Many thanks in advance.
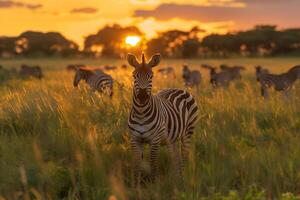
[84,24,143,57]
[146,27,202,57]
[18,31,78,56]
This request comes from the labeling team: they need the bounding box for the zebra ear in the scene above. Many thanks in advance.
[147,54,160,68]
[127,54,140,68]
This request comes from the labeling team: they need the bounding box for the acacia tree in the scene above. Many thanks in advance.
[84,24,143,57]
[146,26,203,58]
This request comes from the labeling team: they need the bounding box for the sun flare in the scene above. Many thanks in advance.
[125,36,141,46]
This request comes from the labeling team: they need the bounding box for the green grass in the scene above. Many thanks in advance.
[0,58,300,199]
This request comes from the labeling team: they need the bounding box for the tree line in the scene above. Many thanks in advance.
[1,24,300,58]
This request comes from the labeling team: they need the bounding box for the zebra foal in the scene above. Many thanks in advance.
[127,53,198,184]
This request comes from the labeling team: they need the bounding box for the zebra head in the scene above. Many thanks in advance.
[127,53,160,104]
[288,65,300,79]
[73,67,92,87]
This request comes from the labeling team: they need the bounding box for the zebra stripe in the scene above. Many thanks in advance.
[258,65,300,98]
[20,64,43,79]
[182,65,201,89]
[127,53,198,184]
[73,67,113,96]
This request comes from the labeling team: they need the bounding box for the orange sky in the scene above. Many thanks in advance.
[1,0,299,46]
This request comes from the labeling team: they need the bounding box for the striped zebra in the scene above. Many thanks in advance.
[73,67,114,97]
[127,53,198,184]
[182,65,201,90]
[255,65,270,82]
[258,65,300,98]
[157,66,176,78]
[220,65,245,80]
[201,65,233,88]
[20,64,43,79]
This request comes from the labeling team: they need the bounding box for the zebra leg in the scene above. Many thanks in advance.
[109,85,113,98]
[168,142,182,178]
[149,142,160,181]
[181,133,192,171]
[261,86,269,99]
[131,138,143,186]
[283,89,289,100]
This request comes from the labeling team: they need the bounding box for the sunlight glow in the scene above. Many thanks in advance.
[125,36,141,46]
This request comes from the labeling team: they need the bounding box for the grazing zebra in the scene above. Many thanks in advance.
[182,65,201,90]
[255,65,270,82]
[73,67,113,97]
[104,65,117,71]
[66,64,85,71]
[258,65,300,98]
[220,65,245,80]
[201,65,233,88]
[20,64,43,79]
[127,53,198,184]
[157,66,176,78]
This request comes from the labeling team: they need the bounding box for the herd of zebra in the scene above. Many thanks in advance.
[2,60,300,100]
[1,54,300,184]
[69,59,300,99]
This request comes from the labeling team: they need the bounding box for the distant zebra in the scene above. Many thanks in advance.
[220,65,245,80]
[255,65,270,82]
[182,65,201,90]
[127,53,198,184]
[157,66,176,78]
[258,65,300,98]
[66,64,85,71]
[20,64,43,79]
[104,65,117,71]
[201,65,233,88]
[73,67,113,97]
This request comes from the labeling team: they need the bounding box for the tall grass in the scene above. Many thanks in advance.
[0,58,300,199]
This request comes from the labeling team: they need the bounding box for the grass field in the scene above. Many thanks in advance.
[0,57,300,200]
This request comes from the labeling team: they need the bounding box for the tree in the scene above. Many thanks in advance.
[84,24,143,57]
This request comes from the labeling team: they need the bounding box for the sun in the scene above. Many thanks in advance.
[125,36,141,47]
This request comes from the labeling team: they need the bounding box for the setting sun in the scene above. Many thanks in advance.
[125,36,141,46]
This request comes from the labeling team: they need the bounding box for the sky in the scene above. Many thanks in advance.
[0,0,299,47]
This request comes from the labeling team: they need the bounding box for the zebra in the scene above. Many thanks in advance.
[157,66,176,78]
[103,65,117,71]
[127,53,198,184]
[258,65,300,98]
[66,64,85,71]
[182,65,201,90]
[255,65,270,82]
[73,67,113,97]
[220,65,245,80]
[201,65,233,88]
[20,64,43,79]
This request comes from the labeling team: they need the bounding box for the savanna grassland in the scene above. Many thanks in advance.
[0,57,300,200]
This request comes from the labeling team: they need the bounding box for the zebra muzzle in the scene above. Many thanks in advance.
[137,89,150,103]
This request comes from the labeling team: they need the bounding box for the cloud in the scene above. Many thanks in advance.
[134,4,242,22]
[133,2,300,29]
[70,7,98,14]
[0,1,42,10]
